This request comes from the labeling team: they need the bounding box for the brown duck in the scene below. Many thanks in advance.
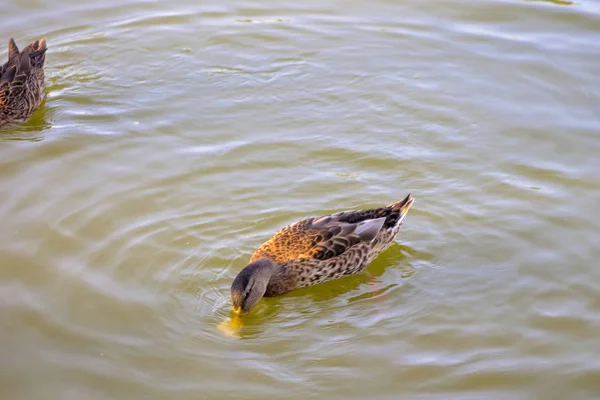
[0,37,48,127]
[231,193,415,314]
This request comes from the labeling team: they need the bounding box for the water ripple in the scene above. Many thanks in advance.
[2,0,600,399]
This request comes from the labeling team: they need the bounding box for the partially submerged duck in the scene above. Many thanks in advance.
[0,37,48,127]
[231,193,415,315]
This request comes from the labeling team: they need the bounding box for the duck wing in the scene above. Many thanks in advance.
[250,214,386,264]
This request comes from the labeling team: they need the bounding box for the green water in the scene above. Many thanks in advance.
[2,0,600,398]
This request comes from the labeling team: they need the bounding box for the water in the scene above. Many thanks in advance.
[2,0,600,398]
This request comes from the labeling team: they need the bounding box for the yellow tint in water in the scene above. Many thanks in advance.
[217,316,245,338]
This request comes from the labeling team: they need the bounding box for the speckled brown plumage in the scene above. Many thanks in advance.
[249,193,415,297]
[0,37,47,127]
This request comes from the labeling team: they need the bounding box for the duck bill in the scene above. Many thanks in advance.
[232,306,243,316]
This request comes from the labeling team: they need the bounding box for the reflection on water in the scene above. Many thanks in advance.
[0,103,51,141]
[218,315,245,338]
[2,0,600,399]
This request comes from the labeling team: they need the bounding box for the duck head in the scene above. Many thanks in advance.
[230,258,276,315]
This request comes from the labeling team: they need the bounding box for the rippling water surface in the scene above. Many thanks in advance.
[2,0,600,398]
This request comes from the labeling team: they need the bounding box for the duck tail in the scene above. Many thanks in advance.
[330,193,415,229]
[5,37,47,70]
[388,193,415,216]
[27,37,47,68]
[8,38,19,59]
[380,193,415,229]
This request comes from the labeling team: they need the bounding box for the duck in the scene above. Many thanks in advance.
[230,193,415,315]
[0,37,48,127]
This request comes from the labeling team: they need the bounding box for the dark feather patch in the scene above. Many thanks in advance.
[0,66,16,84]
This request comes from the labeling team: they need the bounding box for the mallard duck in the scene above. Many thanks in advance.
[0,37,48,127]
[231,193,415,314]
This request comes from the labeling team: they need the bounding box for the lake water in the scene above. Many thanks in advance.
[2,0,600,399]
